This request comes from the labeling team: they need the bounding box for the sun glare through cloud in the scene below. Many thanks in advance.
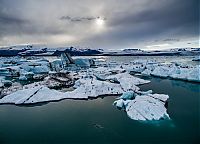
[96,18,105,26]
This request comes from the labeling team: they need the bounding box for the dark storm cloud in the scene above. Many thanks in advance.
[110,0,198,27]
[0,0,199,49]
[105,0,198,41]
[0,0,27,35]
[0,14,26,24]
[0,12,62,37]
[0,13,29,37]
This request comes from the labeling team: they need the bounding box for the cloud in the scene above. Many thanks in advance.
[0,0,199,49]
[60,16,106,22]
[146,43,171,48]
[163,39,180,42]
[0,14,27,24]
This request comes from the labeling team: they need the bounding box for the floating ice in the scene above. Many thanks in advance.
[74,58,95,68]
[126,60,200,83]
[113,92,170,121]
[0,72,149,104]
[116,91,135,100]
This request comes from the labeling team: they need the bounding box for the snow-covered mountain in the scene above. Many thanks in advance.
[103,48,200,56]
[0,45,102,56]
[0,45,199,56]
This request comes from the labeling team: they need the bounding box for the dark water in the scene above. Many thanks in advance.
[0,77,199,144]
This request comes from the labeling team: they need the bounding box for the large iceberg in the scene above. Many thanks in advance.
[113,91,170,121]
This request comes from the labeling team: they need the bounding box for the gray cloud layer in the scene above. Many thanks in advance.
[0,0,199,49]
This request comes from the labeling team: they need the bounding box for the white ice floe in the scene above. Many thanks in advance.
[113,91,169,121]
[151,66,172,78]
[24,87,66,104]
[136,90,153,96]
[93,70,149,88]
[106,72,150,91]
[0,72,149,104]
[72,77,123,98]
[127,60,200,82]
[0,86,44,104]
[126,94,169,121]
[0,86,68,104]
[0,79,122,104]
[170,65,200,82]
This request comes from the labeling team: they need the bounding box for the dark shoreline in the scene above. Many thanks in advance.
[0,53,199,57]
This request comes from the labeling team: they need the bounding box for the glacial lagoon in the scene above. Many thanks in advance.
[0,56,199,144]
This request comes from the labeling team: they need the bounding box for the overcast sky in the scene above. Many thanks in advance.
[0,0,199,50]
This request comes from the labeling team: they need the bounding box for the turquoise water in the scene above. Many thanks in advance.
[0,77,199,144]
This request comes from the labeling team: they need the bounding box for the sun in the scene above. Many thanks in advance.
[96,18,105,26]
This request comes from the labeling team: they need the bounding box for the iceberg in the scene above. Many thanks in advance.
[60,53,74,68]
[151,66,170,78]
[0,71,150,104]
[113,99,126,109]
[116,91,135,100]
[50,60,63,72]
[113,92,170,121]
[20,59,50,74]
[170,66,200,82]
[126,94,169,121]
[74,58,95,68]
[126,60,200,83]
